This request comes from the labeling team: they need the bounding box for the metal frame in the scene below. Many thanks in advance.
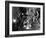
[5,1,45,37]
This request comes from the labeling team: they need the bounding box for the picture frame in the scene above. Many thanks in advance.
[5,1,45,37]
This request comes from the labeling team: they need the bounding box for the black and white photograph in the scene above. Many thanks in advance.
[12,7,40,31]
[5,1,45,37]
